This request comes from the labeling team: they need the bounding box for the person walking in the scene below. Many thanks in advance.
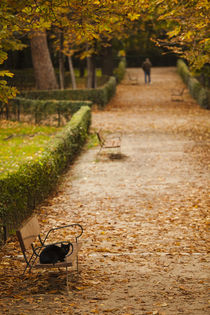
[142,58,152,84]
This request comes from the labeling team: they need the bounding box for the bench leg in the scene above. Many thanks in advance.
[66,266,69,295]
[76,254,79,272]
[97,145,103,156]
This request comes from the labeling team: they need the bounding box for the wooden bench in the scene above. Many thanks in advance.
[96,130,121,155]
[171,87,186,101]
[16,215,83,292]
[127,72,139,85]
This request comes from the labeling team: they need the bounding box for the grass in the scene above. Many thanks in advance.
[0,120,61,178]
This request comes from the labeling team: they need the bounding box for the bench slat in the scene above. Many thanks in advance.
[33,242,82,269]
[97,130,121,153]
[17,216,40,251]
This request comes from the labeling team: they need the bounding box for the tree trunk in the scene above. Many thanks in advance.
[87,55,92,88]
[87,55,96,88]
[79,59,86,78]
[68,55,77,89]
[59,32,65,90]
[101,43,113,76]
[30,30,58,90]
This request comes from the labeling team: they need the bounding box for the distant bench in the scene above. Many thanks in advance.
[171,87,186,101]
[96,129,121,155]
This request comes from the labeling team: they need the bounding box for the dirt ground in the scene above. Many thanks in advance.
[0,67,209,315]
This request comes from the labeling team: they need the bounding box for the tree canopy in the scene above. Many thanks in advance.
[153,0,210,70]
[0,0,209,102]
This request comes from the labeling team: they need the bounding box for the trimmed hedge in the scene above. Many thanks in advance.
[20,76,117,108]
[114,57,126,83]
[8,98,92,125]
[177,59,190,85]
[177,59,210,109]
[7,70,109,90]
[0,106,91,244]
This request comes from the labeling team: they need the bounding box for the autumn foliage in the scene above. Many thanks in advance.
[0,0,209,102]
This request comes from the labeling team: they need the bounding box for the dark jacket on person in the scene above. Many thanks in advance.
[142,58,152,73]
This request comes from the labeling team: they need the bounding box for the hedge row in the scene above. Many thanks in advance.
[0,59,124,244]
[0,106,91,244]
[20,76,117,108]
[7,70,108,90]
[114,57,126,83]
[6,98,92,125]
[177,59,210,109]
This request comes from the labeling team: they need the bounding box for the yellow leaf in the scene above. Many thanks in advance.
[179,285,188,291]
[90,309,99,314]
[128,13,140,21]
[160,302,168,307]
[75,286,85,290]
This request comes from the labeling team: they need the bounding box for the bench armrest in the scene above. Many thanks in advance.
[97,130,122,141]
[107,133,121,139]
[42,223,83,244]
[171,87,185,95]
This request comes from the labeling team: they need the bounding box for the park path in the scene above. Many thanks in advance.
[0,67,209,315]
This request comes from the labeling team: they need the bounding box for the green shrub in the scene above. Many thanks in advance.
[7,69,108,90]
[198,88,210,109]
[188,77,202,100]
[195,65,210,88]
[177,59,190,85]
[20,76,116,108]
[114,57,126,83]
[177,59,209,109]
[0,106,91,243]
[8,98,92,125]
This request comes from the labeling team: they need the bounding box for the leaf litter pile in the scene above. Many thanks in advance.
[0,67,209,314]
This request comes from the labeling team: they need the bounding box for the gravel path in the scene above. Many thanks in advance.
[0,67,209,315]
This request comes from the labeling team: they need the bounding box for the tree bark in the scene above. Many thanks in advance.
[101,43,113,76]
[87,55,96,88]
[79,59,86,78]
[59,32,65,90]
[68,55,77,89]
[30,30,58,90]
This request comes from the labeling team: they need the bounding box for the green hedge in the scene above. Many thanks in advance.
[177,59,210,109]
[20,76,117,108]
[7,69,109,90]
[8,98,92,125]
[114,57,126,83]
[0,106,91,243]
